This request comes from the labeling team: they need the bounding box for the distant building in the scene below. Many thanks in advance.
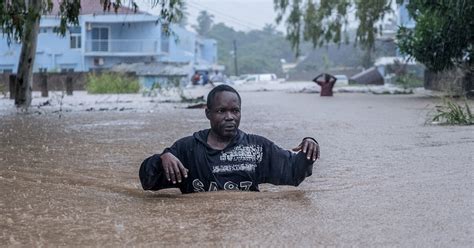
[397,1,416,29]
[0,0,220,78]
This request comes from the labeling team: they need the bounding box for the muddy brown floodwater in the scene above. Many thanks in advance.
[1,91,473,246]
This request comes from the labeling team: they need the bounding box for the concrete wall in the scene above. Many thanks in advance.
[0,72,87,92]
[424,69,474,96]
[0,71,140,92]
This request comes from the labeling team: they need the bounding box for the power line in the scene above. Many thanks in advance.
[187,0,265,31]
[190,0,264,29]
[187,1,255,30]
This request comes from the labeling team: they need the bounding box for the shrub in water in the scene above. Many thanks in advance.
[86,73,140,94]
[395,74,423,89]
[432,98,473,125]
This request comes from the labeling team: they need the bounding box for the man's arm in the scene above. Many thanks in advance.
[312,74,324,86]
[139,138,189,191]
[139,154,174,190]
[258,138,319,186]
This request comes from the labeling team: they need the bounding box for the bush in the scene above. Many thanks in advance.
[432,98,473,125]
[0,83,4,96]
[394,74,423,89]
[86,73,140,94]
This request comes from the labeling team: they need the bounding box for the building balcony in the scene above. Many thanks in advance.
[84,39,161,56]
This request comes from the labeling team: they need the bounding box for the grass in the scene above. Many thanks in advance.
[432,98,473,125]
[394,74,424,89]
[86,73,140,94]
[0,83,5,96]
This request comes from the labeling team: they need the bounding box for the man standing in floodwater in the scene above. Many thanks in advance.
[313,73,337,96]
[139,85,319,193]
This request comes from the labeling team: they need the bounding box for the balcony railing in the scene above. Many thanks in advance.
[84,39,159,56]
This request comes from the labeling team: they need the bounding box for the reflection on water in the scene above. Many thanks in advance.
[1,92,473,246]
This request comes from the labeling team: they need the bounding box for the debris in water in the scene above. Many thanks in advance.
[187,103,207,109]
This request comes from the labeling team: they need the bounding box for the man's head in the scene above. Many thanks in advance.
[205,85,242,139]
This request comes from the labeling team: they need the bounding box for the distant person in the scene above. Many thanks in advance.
[191,71,200,86]
[140,85,319,193]
[313,73,337,96]
[202,71,210,85]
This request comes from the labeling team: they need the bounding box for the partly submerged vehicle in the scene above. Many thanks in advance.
[233,74,279,85]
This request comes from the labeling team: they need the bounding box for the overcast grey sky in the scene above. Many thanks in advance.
[137,0,283,32]
[136,0,398,33]
[185,0,281,31]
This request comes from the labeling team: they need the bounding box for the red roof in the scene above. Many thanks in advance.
[50,0,143,16]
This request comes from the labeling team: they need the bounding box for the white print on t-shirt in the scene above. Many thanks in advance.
[212,163,257,173]
[219,145,263,163]
[213,145,263,174]
[192,179,252,192]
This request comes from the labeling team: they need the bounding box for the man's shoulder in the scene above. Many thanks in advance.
[176,130,207,144]
[240,131,273,145]
[176,135,195,143]
[170,136,196,150]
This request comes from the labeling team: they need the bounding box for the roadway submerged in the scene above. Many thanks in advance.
[1,90,472,246]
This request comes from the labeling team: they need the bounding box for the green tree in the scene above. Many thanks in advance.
[396,0,473,72]
[273,0,393,54]
[177,1,188,27]
[207,22,296,76]
[0,0,183,109]
[262,23,277,35]
[193,10,214,36]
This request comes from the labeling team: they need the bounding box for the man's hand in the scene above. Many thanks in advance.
[292,138,320,161]
[160,152,188,184]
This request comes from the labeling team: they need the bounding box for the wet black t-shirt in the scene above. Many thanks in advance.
[140,129,314,193]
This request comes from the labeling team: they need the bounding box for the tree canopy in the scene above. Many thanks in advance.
[273,0,393,54]
[192,10,214,36]
[396,0,473,72]
[206,22,296,76]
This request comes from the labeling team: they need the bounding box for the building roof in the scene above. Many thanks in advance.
[50,0,144,16]
[350,67,384,85]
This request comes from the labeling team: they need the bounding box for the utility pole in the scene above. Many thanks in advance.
[233,39,238,76]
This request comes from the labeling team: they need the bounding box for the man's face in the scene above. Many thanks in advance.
[206,91,241,139]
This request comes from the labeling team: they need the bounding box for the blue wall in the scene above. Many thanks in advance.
[0,40,21,73]
[201,39,217,64]
[1,17,83,72]
[161,25,196,63]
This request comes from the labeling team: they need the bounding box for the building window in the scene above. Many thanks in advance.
[69,26,81,49]
[93,58,105,66]
[70,34,81,49]
[91,27,109,52]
